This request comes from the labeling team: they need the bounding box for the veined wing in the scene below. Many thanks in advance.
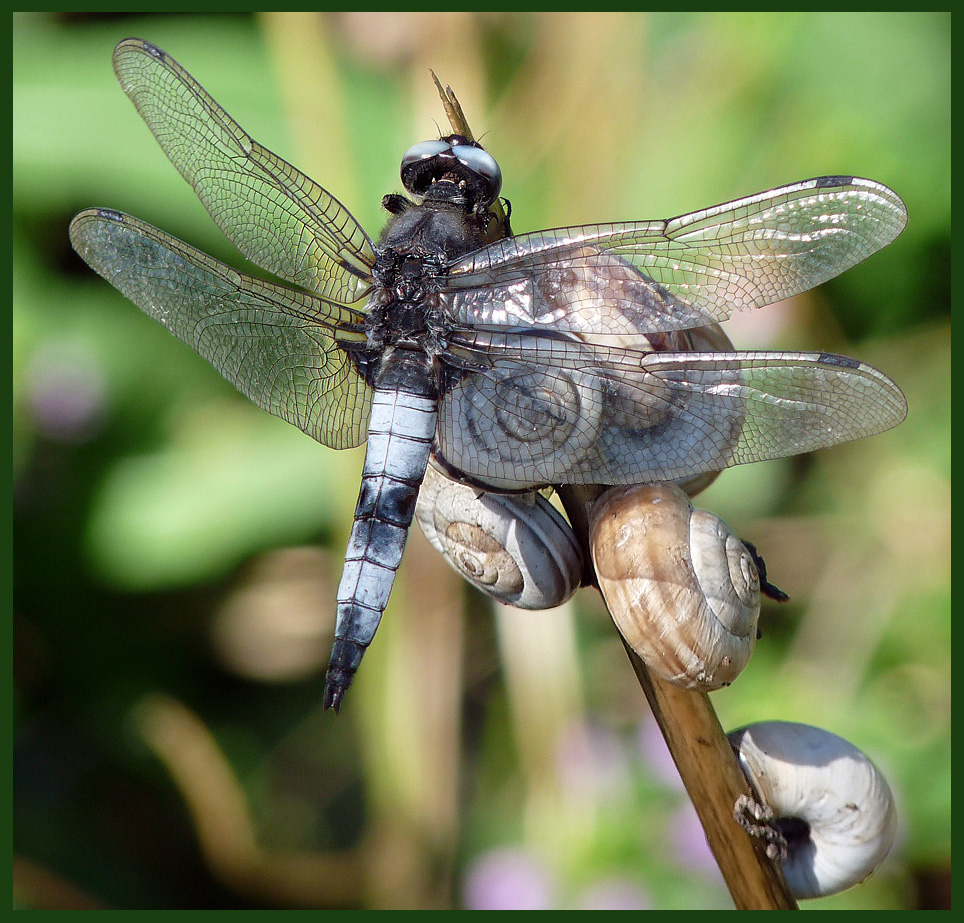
[112,37,375,305]
[436,331,907,490]
[444,177,906,336]
[70,209,372,449]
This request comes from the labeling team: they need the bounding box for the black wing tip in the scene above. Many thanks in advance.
[114,37,165,60]
[817,351,862,371]
[817,351,908,426]
[814,174,856,189]
[68,208,126,247]
[811,175,908,232]
[71,206,122,221]
[88,207,125,223]
[113,38,170,88]
[811,174,897,194]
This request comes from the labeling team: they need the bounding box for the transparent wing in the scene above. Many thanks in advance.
[444,177,907,337]
[436,331,907,490]
[112,37,375,305]
[70,208,373,449]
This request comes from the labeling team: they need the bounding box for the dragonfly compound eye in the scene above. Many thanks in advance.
[399,139,451,173]
[449,144,502,202]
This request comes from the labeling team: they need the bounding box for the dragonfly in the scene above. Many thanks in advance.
[70,39,907,711]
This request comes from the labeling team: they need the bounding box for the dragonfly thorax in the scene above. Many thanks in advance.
[367,247,446,350]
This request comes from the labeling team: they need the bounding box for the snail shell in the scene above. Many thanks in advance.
[589,483,760,690]
[438,353,606,491]
[437,270,742,494]
[415,461,583,609]
[728,721,897,899]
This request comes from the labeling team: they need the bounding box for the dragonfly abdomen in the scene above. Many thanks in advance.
[324,349,439,711]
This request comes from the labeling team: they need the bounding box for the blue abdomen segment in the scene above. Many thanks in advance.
[324,350,438,711]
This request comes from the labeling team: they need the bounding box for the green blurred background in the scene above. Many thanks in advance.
[12,11,950,910]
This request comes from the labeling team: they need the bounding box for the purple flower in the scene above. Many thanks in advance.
[577,876,652,910]
[555,721,630,801]
[26,346,106,442]
[463,847,556,910]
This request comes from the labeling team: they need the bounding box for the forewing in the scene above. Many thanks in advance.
[70,209,372,449]
[111,38,375,304]
[445,177,907,336]
[437,332,907,489]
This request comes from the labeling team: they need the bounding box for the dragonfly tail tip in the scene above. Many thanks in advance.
[323,682,343,713]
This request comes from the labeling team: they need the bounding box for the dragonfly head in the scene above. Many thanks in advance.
[400,134,503,209]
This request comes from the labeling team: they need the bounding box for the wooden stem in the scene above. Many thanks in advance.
[623,645,797,909]
[558,485,798,910]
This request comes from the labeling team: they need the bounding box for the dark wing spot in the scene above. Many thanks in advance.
[818,352,861,370]
[815,175,855,188]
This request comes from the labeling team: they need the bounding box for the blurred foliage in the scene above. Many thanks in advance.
[13,11,949,910]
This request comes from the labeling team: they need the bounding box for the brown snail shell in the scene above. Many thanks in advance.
[589,482,760,689]
[415,461,583,609]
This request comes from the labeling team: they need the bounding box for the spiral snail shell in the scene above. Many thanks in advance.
[589,482,761,690]
[728,721,897,899]
[414,461,584,609]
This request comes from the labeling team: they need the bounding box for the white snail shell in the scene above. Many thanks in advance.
[728,721,898,900]
[415,461,583,609]
[589,483,760,690]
